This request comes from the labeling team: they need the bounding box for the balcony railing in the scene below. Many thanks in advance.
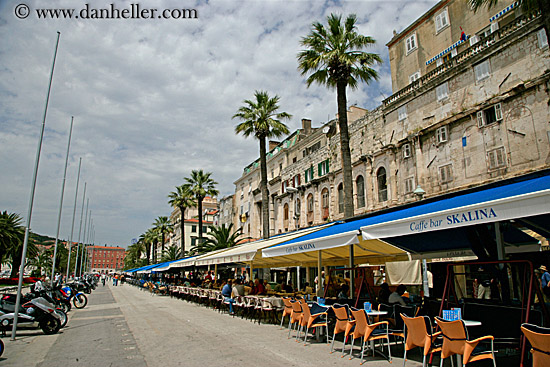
[383,12,541,108]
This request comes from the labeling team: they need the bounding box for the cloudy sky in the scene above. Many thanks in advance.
[0,0,438,247]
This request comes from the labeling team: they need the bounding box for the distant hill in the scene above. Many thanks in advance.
[29,232,58,247]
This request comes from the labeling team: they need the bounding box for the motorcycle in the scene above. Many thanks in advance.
[0,295,62,335]
[61,284,88,309]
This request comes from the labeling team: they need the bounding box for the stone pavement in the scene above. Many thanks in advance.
[1,282,425,367]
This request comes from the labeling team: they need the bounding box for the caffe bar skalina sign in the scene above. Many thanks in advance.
[409,207,497,234]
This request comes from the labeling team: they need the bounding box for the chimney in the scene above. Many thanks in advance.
[268,141,280,151]
[301,118,312,135]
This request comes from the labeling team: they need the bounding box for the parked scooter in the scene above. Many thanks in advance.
[0,295,62,335]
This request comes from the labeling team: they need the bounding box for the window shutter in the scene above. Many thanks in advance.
[538,28,549,48]
[477,111,485,127]
[495,103,503,121]
[318,162,322,176]
[488,150,497,169]
[469,35,479,46]
[490,22,499,33]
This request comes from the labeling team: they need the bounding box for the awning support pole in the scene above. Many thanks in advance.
[349,244,354,299]
[422,259,430,297]
[317,251,322,296]
[250,261,254,281]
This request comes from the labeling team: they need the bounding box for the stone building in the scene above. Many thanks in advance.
[232,0,549,239]
[87,245,126,274]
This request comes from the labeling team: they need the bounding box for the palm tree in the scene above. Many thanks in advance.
[168,185,196,255]
[184,170,219,244]
[298,14,381,219]
[161,245,182,262]
[124,241,146,269]
[0,211,25,265]
[190,224,249,255]
[153,216,173,254]
[141,229,156,265]
[28,246,52,277]
[469,0,549,36]
[233,91,291,239]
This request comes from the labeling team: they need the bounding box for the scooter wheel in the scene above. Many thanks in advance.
[55,309,68,328]
[39,317,61,335]
[72,294,88,309]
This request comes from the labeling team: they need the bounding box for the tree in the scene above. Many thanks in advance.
[153,216,173,254]
[124,241,146,270]
[190,224,249,255]
[233,91,291,239]
[168,184,196,255]
[298,14,381,219]
[0,211,37,278]
[469,0,549,37]
[161,245,182,262]
[28,246,52,277]
[183,170,219,244]
[141,229,156,265]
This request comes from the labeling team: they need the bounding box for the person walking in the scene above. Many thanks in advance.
[540,265,550,302]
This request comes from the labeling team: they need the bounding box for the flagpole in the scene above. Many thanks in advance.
[12,31,61,341]
[74,189,87,276]
[51,116,74,281]
[66,158,81,279]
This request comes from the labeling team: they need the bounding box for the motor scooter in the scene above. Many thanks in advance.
[0,295,62,335]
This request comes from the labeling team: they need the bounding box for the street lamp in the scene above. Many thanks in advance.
[413,185,426,200]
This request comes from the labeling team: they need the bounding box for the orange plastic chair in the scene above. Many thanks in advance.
[435,317,496,366]
[521,323,550,367]
[349,307,392,365]
[401,314,441,367]
[298,302,329,345]
[288,300,303,339]
[330,304,350,354]
[280,297,293,329]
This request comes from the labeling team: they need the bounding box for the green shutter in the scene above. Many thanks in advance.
[318,162,322,176]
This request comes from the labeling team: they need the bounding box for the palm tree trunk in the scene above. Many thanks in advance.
[161,234,165,253]
[336,80,354,219]
[259,136,270,239]
[146,243,151,265]
[198,196,204,243]
[179,206,186,255]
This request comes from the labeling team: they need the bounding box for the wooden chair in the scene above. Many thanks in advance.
[330,303,350,354]
[521,323,550,367]
[435,317,496,366]
[280,297,293,329]
[299,302,329,345]
[349,307,392,365]
[401,314,441,367]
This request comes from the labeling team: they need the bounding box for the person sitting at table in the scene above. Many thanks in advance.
[274,280,284,292]
[303,282,313,294]
[284,281,294,293]
[244,281,253,295]
[388,284,408,306]
[377,282,391,304]
[264,279,272,292]
[338,284,349,300]
[222,279,235,315]
[250,278,266,295]
[232,278,245,297]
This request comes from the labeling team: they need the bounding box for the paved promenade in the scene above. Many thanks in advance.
[1,283,422,367]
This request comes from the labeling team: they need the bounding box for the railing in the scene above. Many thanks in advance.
[383,12,541,108]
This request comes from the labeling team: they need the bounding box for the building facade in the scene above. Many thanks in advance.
[231,0,549,239]
[87,245,126,274]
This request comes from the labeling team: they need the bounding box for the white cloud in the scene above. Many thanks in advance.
[0,0,437,246]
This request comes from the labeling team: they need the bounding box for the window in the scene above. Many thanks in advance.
[356,175,365,208]
[292,174,301,187]
[305,166,314,183]
[488,147,506,169]
[338,183,344,213]
[405,33,417,54]
[307,194,314,213]
[404,177,415,194]
[318,159,329,176]
[321,188,329,209]
[377,167,388,202]
[191,225,197,233]
[490,22,499,33]
[282,180,288,193]
[398,105,407,121]
[409,71,421,84]
[439,164,453,183]
[436,126,448,144]
[469,35,479,46]
[474,60,490,81]
[435,9,449,32]
[436,82,449,101]
[538,28,548,48]
[477,103,503,127]
[403,143,412,158]
[436,58,443,67]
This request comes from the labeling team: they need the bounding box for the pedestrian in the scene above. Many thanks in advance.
[101,273,106,286]
[540,265,550,301]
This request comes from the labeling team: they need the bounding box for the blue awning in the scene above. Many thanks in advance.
[490,2,519,22]
[263,172,550,258]
[426,37,468,66]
